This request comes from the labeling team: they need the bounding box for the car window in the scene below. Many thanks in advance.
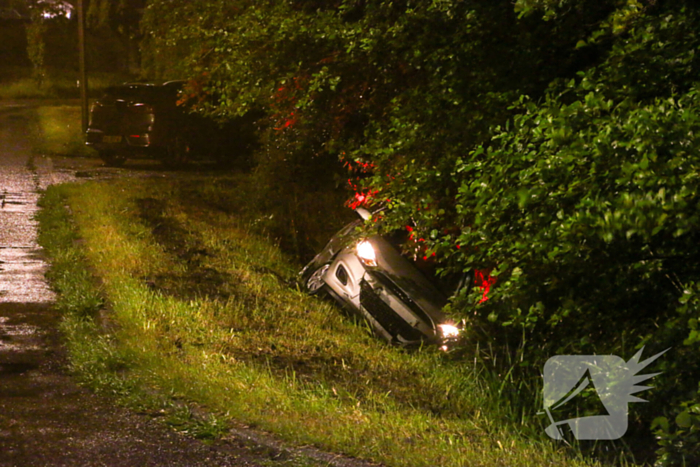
[104,85,148,99]
[102,84,179,104]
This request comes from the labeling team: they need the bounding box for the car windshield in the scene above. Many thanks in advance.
[384,228,467,297]
[102,84,180,102]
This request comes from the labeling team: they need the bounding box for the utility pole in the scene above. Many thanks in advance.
[77,0,88,133]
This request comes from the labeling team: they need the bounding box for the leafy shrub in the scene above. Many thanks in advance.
[138,1,700,463]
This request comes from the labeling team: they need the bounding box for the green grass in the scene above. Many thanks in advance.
[0,66,131,100]
[36,177,606,467]
[30,105,97,157]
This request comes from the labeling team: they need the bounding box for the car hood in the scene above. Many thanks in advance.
[368,235,449,324]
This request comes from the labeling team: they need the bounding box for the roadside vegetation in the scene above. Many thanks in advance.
[0,67,128,100]
[0,0,139,101]
[29,104,97,158]
[37,176,600,467]
[19,0,700,464]
[136,1,700,464]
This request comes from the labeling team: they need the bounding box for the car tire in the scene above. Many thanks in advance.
[100,150,126,167]
[163,134,191,168]
[304,263,330,295]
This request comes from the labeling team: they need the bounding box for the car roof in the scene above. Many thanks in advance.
[101,81,185,100]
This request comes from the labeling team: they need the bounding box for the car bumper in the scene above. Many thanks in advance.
[85,129,153,150]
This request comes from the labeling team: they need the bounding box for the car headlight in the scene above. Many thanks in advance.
[356,240,377,267]
[437,323,461,339]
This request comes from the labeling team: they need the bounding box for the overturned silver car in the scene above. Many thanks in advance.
[300,209,470,347]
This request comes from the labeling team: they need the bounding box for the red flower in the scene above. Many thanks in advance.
[474,269,497,303]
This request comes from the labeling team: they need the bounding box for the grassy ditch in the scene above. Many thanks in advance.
[37,177,601,467]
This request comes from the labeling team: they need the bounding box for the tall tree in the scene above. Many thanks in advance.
[87,0,147,73]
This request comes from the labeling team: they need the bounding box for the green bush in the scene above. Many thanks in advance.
[426,8,700,464]
[137,1,700,463]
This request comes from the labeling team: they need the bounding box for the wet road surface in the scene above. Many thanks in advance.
[0,105,268,466]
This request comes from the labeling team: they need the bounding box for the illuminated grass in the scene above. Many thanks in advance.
[32,105,97,157]
[37,179,603,467]
[0,67,128,100]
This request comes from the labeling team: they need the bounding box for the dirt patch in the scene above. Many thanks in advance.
[136,197,234,301]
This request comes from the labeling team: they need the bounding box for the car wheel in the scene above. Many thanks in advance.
[304,263,330,295]
[163,134,191,168]
[100,150,126,167]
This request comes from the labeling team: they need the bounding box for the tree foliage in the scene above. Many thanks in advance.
[140,0,700,463]
[25,1,50,85]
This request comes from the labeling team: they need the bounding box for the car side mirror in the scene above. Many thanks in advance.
[355,207,371,220]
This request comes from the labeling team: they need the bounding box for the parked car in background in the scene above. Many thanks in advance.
[86,81,261,168]
[300,208,471,348]
[86,81,190,166]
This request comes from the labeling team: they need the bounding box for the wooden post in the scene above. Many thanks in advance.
[78,0,88,133]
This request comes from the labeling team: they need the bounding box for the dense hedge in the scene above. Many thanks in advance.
[140,0,700,463]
